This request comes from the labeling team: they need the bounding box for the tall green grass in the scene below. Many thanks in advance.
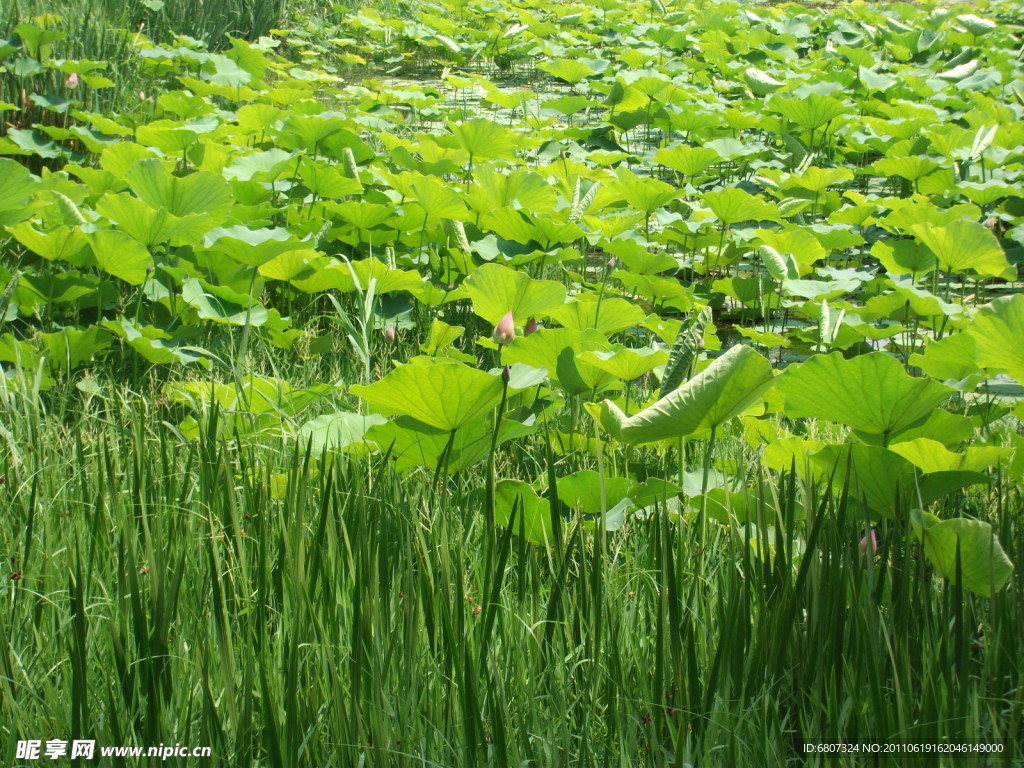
[1,372,1020,767]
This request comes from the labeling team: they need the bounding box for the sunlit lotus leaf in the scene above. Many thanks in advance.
[577,344,668,381]
[0,159,37,226]
[537,59,595,84]
[407,174,468,223]
[276,114,346,152]
[703,188,780,225]
[909,333,980,384]
[502,328,616,394]
[590,345,774,444]
[41,326,111,372]
[300,160,362,198]
[548,297,645,334]
[135,122,199,153]
[298,411,387,455]
[102,318,211,368]
[7,221,90,264]
[182,278,269,326]
[557,470,632,515]
[778,352,954,436]
[202,226,304,267]
[770,93,850,131]
[350,361,504,432]
[912,510,1013,597]
[421,319,464,355]
[810,442,916,513]
[655,145,720,177]
[327,201,396,230]
[292,259,424,294]
[126,159,232,220]
[258,249,323,281]
[96,192,211,247]
[443,118,520,160]
[967,294,1024,384]
[743,67,785,96]
[89,230,153,285]
[874,156,939,181]
[887,277,964,318]
[464,167,556,214]
[463,263,565,325]
[910,220,1012,278]
[611,167,678,214]
[495,480,552,546]
[890,438,1009,474]
[871,239,937,277]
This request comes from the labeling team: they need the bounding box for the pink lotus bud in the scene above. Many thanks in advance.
[501,364,511,383]
[607,256,617,269]
[384,324,396,342]
[860,528,879,555]
[985,216,998,230]
[139,90,146,100]
[524,317,538,336]
[66,72,79,88]
[492,311,516,346]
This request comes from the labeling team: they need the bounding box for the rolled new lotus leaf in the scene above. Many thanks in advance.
[589,345,775,444]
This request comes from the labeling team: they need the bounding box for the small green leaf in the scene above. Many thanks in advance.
[912,510,1014,597]
[350,361,504,432]
[778,352,954,437]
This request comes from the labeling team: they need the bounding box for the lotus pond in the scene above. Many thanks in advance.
[1,0,1023,765]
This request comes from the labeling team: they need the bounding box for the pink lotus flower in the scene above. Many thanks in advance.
[384,324,396,343]
[492,311,515,346]
[860,528,879,555]
[66,72,79,88]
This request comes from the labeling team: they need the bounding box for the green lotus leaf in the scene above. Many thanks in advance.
[611,167,679,215]
[770,93,850,131]
[7,221,91,264]
[495,480,553,546]
[590,345,775,444]
[41,326,111,372]
[909,333,980,384]
[350,361,504,432]
[810,442,916,513]
[537,58,595,84]
[464,167,556,215]
[576,344,668,381]
[967,294,1024,384]
[300,160,363,199]
[181,278,269,326]
[909,220,1012,278]
[0,158,37,226]
[655,145,721,177]
[96,192,211,248]
[871,239,937,277]
[292,259,424,295]
[89,230,153,285]
[298,411,387,455]
[890,438,1009,474]
[703,188,780,225]
[102,318,211,368]
[548,297,645,335]
[463,263,565,325]
[912,510,1014,597]
[502,328,616,394]
[443,118,520,160]
[202,226,304,267]
[778,352,954,437]
[126,158,232,220]
[557,470,632,515]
